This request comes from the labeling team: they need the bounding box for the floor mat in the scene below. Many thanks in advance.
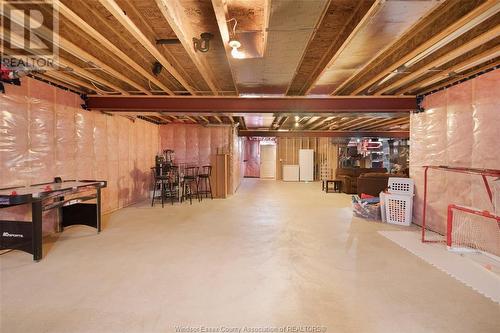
[379,230,500,304]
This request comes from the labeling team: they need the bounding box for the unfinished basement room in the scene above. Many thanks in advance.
[0,0,499,332]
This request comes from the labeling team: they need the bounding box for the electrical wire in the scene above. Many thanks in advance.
[226,18,238,37]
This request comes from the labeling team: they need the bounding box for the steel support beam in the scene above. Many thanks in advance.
[86,96,416,114]
[238,130,409,138]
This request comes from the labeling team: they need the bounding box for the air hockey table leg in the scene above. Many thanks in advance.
[96,187,102,233]
[31,201,43,261]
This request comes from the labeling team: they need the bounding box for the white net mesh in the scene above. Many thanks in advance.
[450,206,500,256]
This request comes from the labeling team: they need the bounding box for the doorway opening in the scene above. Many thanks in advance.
[244,137,276,179]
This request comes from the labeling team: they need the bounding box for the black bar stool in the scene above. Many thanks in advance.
[151,166,168,208]
[197,165,213,200]
[182,166,199,204]
[166,166,180,205]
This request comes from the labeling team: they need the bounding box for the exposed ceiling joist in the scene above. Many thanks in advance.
[58,37,151,95]
[155,0,219,95]
[287,0,379,95]
[98,0,195,94]
[308,116,334,130]
[44,71,98,93]
[86,96,416,113]
[57,58,129,95]
[376,25,500,95]
[239,116,247,130]
[210,0,240,95]
[419,59,500,95]
[277,117,290,130]
[238,130,409,138]
[35,73,87,94]
[357,117,408,130]
[342,117,383,131]
[1,27,121,95]
[334,1,499,95]
[1,2,151,95]
[57,1,174,94]
[402,45,500,94]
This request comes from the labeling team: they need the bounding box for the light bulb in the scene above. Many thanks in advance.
[231,46,244,59]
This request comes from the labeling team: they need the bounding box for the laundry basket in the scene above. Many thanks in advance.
[385,193,413,226]
[388,177,414,195]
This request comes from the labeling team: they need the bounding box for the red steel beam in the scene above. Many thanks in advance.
[86,96,416,114]
[238,130,409,138]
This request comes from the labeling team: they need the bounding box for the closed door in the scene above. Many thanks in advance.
[244,140,260,178]
[260,144,276,179]
[299,149,314,181]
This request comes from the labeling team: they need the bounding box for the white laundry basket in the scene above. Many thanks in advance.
[388,177,414,195]
[384,177,414,226]
[385,193,413,226]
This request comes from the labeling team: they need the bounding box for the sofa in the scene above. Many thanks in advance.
[357,173,392,197]
[335,168,386,194]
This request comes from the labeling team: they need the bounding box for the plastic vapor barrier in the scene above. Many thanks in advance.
[0,78,159,234]
[410,70,500,235]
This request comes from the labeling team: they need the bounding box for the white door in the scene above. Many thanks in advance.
[260,144,276,179]
[299,149,314,181]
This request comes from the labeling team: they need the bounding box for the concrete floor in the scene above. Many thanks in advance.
[1,179,499,333]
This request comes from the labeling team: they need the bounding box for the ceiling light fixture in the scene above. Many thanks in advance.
[227,18,244,59]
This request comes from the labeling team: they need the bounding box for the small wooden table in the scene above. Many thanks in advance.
[324,179,342,193]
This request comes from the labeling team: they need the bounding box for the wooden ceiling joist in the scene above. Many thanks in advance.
[401,45,500,94]
[418,59,500,95]
[357,117,409,131]
[340,118,379,131]
[97,0,195,95]
[333,0,499,95]
[306,116,332,130]
[1,2,150,95]
[155,0,219,95]
[57,2,174,95]
[376,25,500,95]
[1,26,121,95]
[35,73,87,94]
[44,71,98,93]
[57,58,129,95]
[239,116,247,130]
[239,130,409,138]
[210,0,241,94]
[286,0,378,95]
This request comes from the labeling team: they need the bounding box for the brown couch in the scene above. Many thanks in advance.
[336,168,386,194]
[357,173,391,197]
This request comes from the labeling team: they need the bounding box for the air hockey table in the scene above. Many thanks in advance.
[0,180,107,261]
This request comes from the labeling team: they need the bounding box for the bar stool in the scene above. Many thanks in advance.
[166,166,180,205]
[151,166,168,208]
[197,165,213,200]
[182,166,199,204]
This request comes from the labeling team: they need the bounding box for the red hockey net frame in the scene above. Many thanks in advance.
[421,166,500,243]
[446,204,500,252]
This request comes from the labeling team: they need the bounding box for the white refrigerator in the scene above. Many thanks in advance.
[299,149,314,182]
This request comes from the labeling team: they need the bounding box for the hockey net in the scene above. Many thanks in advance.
[447,204,500,257]
[421,166,500,258]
